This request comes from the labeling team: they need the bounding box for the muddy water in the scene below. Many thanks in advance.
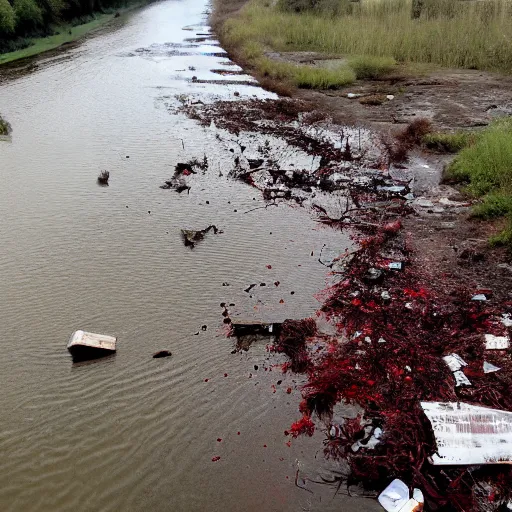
[0,2,379,511]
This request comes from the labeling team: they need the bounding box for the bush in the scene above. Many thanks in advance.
[396,118,433,145]
[348,55,396,80]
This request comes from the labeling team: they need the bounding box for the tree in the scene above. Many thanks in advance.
[14,0,43,33]
[0,0,16,34]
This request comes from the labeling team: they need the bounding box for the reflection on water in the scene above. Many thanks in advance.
[0,1,380,511]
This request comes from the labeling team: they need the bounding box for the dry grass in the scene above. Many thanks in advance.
[217,0,512,74]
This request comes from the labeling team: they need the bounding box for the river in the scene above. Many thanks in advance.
[0,1,380,510]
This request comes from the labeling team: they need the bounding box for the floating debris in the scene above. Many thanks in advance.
[153,350,172,358]
[181,225,219,248]
[67,330,116,362]
[97,170,110,186]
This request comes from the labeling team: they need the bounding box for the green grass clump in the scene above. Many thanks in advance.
[291,63,355,88]
[446,119,512,196]
[257,57,355,88]
[348,55,396,80]
[0,115,11,135]
[423,131,478,153]
[471,193,512,219]
[445,119,512,246]
[490,217,512,246]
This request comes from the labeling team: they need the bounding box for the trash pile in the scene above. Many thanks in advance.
[180,96,512,509]
[268,204,512,509]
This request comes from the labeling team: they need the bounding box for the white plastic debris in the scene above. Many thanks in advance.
[67,330,117,362]
[501,314,512,327]
[378,479,424,512]
[453,370,472,387]
[386,95,395,100]
[381,291,391,301]
[483,361,501,373]
[443,353,467,372]
[421,401,512,465]
[388,262,404,271]
[412,489,424,503]
[485,333,510,350]
[347,93,361,99]
[351,426,384,452]
[378,337,387,343]
[329,424,342,438]
[377,185,407,193]
[472,294,488,301]
[378,479,409,512]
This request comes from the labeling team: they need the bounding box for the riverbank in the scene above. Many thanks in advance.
[180,92,512,508]
[201,0,512,507]
[211,0,512,245]
[0,2,147,66]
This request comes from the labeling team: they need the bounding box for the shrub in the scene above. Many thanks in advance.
[396,118,433,145]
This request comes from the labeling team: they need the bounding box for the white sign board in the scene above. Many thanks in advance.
[421,402,512,465]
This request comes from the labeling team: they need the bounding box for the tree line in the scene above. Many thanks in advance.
[0,0,131,49]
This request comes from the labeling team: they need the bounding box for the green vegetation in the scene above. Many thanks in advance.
[0,114,11,135]
[445,119,512,246]
[348,55,396,80]
[423,131,478,153]
[219,0,512,79]
[256,56,355,88]
[0,0,145,58]
[0,13,110,63]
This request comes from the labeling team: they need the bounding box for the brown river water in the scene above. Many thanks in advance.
[0,2,381,510]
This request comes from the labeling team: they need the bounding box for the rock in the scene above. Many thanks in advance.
[153,350,172,358]
[414,198,435,208]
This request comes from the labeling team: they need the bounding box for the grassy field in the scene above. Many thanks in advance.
[444,119,512,246]
[216,0,512,90]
